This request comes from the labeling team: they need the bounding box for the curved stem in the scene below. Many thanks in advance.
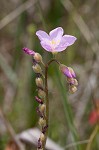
[47,58,60,66]
[42,59,60,149]
[86,125,99,150]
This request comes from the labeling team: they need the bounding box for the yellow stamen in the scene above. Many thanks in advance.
[51,39,60,45]
[51,40,56,45]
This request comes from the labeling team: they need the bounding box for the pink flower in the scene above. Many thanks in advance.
[36,27,77,53]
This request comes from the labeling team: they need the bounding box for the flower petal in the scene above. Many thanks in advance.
[36,30,50,41]
[40,41,52,52]
[49,27,63,41]
[54,35,77,52]
[22,47,35,55]
[55,36,68,52]
[54,46,68,52]
[63,35,77,46]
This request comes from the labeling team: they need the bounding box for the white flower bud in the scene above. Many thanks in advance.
[74,79,78,86]
[38,89,45,98]
[40,104,46,113]
[36,78,43,88]
[32,64,42,73]
[69,85,77,94]
[39,118,46,127]
[34,53,43,63]
[40,133,45,142]
[67,78,74,84]
[67,78,78,86]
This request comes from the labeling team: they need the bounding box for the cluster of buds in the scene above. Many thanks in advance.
[36,98,47,149]
[23,47,47,149]
[35,96,46,149]
[32,60,47,149]
[59,64,78,93]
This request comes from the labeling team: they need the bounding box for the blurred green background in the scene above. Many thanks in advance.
[0,0,99,150]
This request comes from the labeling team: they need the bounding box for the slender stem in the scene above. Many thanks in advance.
[86,125,99,150]
[43,64,49,150]
[42,59,60,149]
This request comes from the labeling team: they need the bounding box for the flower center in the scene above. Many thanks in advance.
[51,40,56,45]
[51,39,60,45]
[50,39,60,52]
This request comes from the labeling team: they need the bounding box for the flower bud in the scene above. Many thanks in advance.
[40,104,46,113]
[40,133,45,142]
[22,47,35,55]
[38,89,45,98]
[59,64,76,79]
[67,78,78,86]
[34,53,43,63]
[32,64,42,73]
[69,85,77,93]
[67,78,75,84]
[59,64,72,78]
[35,96,43,104]
[39,118,46,127]
[68,67,76,78]
[36,78,43,88]
[73,79,78,86]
